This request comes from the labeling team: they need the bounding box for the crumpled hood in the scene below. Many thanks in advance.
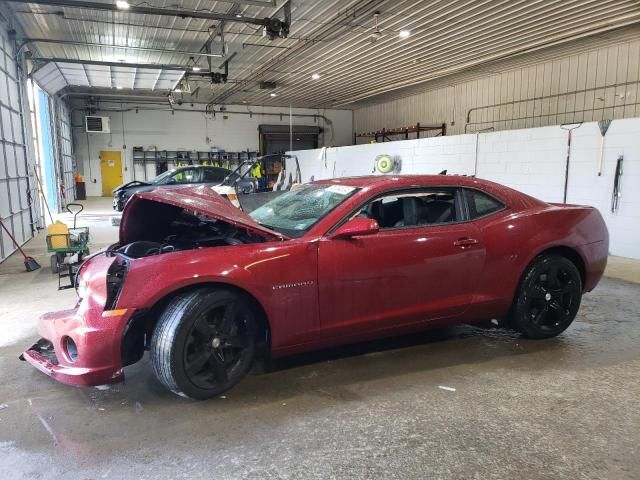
[119,185,287,243]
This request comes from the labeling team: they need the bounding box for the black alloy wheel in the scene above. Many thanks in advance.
[151,289,257,399]
[511,254,582,339]
[183,302,252,390]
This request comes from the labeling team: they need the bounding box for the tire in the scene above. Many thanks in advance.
[510,254,582,339]
[50,254,59,274]
[150,288,257,399]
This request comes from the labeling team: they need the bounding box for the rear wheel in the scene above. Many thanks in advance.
[510,254,582,339]
[151,288,256,399]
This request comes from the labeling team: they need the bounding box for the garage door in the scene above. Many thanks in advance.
[0,25,33,262]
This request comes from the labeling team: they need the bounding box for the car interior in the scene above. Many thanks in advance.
[357,191,458,228]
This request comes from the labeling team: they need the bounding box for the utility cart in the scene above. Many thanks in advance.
[46,203,90,289]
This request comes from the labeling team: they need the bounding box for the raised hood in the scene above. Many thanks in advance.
[119,185,287,243]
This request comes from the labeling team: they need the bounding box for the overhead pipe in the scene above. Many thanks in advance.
[70,105,331,124]
[19,38,224,59]
[465,79,640,124]
[30,57,189,71]
[5,0,271,25]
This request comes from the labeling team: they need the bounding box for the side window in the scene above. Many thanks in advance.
[465,189,505,219]
[202,168,227,183]
[355,189,460,229]
[172,168,200,184]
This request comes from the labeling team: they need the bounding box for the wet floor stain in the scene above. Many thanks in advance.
[1,277,639,479]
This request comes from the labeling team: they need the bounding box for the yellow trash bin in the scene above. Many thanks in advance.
[47,222,70,249]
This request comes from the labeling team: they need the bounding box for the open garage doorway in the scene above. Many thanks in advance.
[259,125,322,154]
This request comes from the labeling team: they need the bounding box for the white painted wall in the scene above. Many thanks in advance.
[72,104,352,197]
[287,117,640,259]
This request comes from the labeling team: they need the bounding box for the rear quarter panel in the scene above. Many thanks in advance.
[471,204,608,319]
[517,205,608,293]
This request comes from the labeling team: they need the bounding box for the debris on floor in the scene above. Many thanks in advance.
[438,385,457,392]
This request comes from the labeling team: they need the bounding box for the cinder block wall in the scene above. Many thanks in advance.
[287,117,640,259]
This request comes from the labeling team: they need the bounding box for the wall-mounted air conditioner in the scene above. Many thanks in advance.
[85,116,110,133]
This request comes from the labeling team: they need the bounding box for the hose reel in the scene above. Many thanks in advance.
[373,154,401,174]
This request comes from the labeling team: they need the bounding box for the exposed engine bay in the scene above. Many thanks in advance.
[116,201,266,259]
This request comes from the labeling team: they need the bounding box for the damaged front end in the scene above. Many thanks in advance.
[115,185,286,259]
[20,253,134,386]
[21,186,285,387]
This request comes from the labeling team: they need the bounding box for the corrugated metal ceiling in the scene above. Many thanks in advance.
[7,0,640,108]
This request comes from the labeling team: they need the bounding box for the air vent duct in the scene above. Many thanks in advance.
[85,116,110,133]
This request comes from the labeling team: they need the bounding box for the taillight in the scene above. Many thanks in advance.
[105,256,128,310]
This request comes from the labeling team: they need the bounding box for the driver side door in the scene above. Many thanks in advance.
[316,188,486,342]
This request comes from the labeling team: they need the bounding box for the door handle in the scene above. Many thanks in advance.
[453,237,479,247]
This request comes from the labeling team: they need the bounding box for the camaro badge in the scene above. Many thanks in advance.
[272,280,315,290]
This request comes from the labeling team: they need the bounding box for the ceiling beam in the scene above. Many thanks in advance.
[20,38,224,58]
[5,0,270,26]
[31,57,189,71]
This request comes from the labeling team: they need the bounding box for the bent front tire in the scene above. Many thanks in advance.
[151,288,256,399]
[511,254,582,339]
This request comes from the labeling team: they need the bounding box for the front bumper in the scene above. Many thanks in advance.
[21,306,135,386]
[113,196,125,211]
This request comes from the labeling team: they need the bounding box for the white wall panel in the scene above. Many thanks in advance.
[72,105,352,197]
[354,34,640,137]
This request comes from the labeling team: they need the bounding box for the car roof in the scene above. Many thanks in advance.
[311,175,545,208]
[175,165,230,171]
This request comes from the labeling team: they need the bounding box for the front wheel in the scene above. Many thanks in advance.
[510,254,582,339]
[151,288,257,399]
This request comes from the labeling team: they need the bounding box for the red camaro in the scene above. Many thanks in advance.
[21,175,608,399]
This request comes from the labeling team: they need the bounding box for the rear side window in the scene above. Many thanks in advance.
[465,189,505,219]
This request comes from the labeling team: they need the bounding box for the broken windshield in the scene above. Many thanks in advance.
[249,184,358,238]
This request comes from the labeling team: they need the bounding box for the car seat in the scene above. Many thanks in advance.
[423,200,454,224]
[394,197,424,227]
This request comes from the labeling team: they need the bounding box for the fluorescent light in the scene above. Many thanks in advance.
[116,1,130,9]
[116,86,123,90]
[399,29,411,38]
[311,73,321,80]
[174,88,182,93]
[235,13,243,18]
[270,93,277,97]
[192,66,201,72]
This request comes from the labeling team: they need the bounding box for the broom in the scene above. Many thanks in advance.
[0,219,41,272]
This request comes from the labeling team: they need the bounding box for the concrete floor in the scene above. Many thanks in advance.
[1,198,639,480]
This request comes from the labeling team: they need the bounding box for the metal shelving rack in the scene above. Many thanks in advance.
[132,147,259,181]
[353,123,447,144]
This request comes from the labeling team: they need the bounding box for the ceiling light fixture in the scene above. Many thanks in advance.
[399,30,411,38]
[192,66,201,72]
[270,93,277,97]
[174,88,182,93]
[115,1,130,10]
[116,86,123,90]
[235,13,243,18]
[311,73,321,80]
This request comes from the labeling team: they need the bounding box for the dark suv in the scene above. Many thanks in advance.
[112,166,258,211]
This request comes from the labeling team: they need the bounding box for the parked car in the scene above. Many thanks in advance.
[22,175,608,399]
[112,165,258,211]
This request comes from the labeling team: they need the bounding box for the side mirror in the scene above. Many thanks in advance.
[331,217,379,239]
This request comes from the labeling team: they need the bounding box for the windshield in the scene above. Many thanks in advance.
[152,170,176,184]
[249,183,358,238]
